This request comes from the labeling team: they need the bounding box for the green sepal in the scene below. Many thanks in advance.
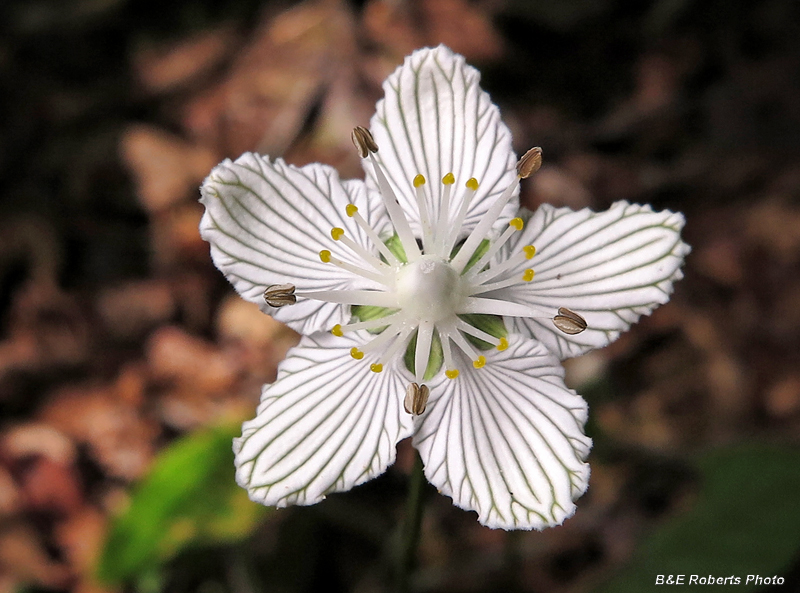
[350,305,398,334]
[384,233,408,263]
[403,329,444,380]
[458,313,508,350]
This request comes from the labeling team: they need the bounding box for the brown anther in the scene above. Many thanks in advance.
[351,126,379,158]
[516,147,543,178]
[552,307,587,335]
[404,382,430,416]
[263,284,296,307]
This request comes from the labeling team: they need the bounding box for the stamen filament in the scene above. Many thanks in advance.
[454,318,500,347]
[450,179,520,272]
[300,289,398,307]
[445,324,480,364]
[326,254,394,287]
[443,182,477,255]
[414,320,434,382]
[335,312,403,334]
[460,296,551,318]
[413,175,434,252]
[466,221,521,279]
[433,173,454,255]
[361,321,407,353]
[377,327,414,366]
[368,153,420,261]
[441,335,458,378]
[349,208,400,266]
[469,268,534,295]
[335,232,388,271]
[472,248,532,285]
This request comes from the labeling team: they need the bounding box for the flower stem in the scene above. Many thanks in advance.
[395,452,426,592]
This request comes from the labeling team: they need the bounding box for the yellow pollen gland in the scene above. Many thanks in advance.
[319,250,332,263]
[413,174,426,187]
[497,337,509,351]
[331,324,343,337]
[345,204,358,217]
[442,172,455,185]
[370,363,383,373]
[523,245,536,259]
[445,369,459,379]
[473,355,486,369]
[509,217,524,230]
[522,269,535,282]
[465,177,479,191]
[350,347,364,360]
[331,227,344,241]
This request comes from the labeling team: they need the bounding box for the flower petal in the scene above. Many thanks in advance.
[368,45,518,239]
[200,153,390,335]
[234,331,414,508]
[413,335,591,530]
[494,201,690,359]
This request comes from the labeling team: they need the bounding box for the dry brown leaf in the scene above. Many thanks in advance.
[54,505,107,575]
[132,25,238,94]
[40,385,159,481]
[183,0,356,156]
[96,280,176,340]
[120,125,219,213]
[0,522,70,588]
[146,326,243,393]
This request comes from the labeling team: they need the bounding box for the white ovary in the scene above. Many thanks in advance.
[395,255,463,323]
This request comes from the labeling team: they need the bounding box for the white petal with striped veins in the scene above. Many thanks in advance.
[368,45,519,241]
[200,154,390,335]
[492,201,691,359]
[413,335,591,530]
[234,332,414,508]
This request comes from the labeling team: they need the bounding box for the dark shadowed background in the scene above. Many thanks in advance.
[1,0,799,592]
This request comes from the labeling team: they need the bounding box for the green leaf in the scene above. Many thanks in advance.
[350,305,398,334]
[594,444,800,593]
[96,423,269,585]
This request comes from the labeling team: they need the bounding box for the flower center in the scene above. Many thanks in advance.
[396,256,461,322]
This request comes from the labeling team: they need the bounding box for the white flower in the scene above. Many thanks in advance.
[199,46,690,530]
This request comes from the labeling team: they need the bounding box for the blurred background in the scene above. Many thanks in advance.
[1,0,799,591]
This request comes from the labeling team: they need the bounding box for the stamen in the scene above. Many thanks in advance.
[471,246,536,286]
[367,153,421,261]
[413,174,434,251]
[375,327,413,368]
[404,383,430,415]
[414,320,434,383]
[433,173,455,254]
[332,312,403,336]
[445,324,481,366]
[473,355,486,369]
[331,227,388,271]
[450,178,520,272]
[516,147,543,178]
[346,205,400,267]
[465,218,525,279]
[553,307,588,334]
[351,126,378,157]
[460,297,551,318]
[350,347,364,360]
[319,250,393,286]
[469,268,534,295]
[263,284,296,307]
[443,178,479,255]
[299,289,398,307]
[497,337,509,351]
[360,321,406,353]
[454,318,500,347]
[441,336,459,379]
